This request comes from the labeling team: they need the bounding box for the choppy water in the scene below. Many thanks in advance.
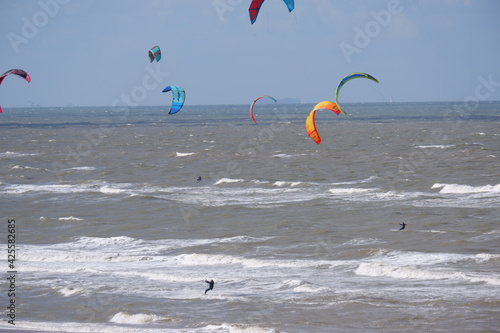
[1,102,499,332]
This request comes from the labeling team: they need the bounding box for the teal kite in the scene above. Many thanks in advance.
[148,46,161,62]
[162,86,185,114]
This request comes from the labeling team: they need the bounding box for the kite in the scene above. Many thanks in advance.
[250,95,277,124]
[162,86,185,114]
[0,69,31,86]
[148,46,161,62]
[249,0,295,24]
[0,69,31,113]
[335,72,379,115]
[305,101,340,144]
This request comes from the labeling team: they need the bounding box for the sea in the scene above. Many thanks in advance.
[0,101,499,333]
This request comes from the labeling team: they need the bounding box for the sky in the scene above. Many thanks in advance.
[1,0,500,108]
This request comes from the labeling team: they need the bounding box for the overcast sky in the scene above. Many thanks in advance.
[1,0,500,108]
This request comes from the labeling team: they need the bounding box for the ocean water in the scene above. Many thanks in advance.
[0,102,499,333]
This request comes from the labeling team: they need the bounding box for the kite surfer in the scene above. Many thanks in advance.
[204,279,214,294]
[197,176,202,182]
[399,222,406,230]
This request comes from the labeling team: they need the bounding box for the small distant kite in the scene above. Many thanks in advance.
[249,0,295,24]
[305,101,340,144]
[0,69,31,113]
[335,72,379,115]
[162,86,185,114]
[250,95,277,124]
[148,46,161,62]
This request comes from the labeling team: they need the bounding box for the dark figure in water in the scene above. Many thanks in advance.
[197,176,202,182]
[399,222,406,230]
[204,279,214,294]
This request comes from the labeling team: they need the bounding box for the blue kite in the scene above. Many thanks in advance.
[162,86,185,114]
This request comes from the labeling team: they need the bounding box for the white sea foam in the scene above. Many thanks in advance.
[356,262,456,280]
[272,153,293,158]
[214,178,245,185]
[171,253,314,269]
[474,253,500,263]
[19,236,276,265]
[66,166,97,171]
[432,183,500,194]
[112,270,200,283]
[0,151,39,158]
[175,152,195,157]
[331,175,378,185]
[272,153,307,158]
[44,235,267,252]
[0,321,174,333]
[415,145,454,149]
[217,235,274,243]
[57,287,83,296]
[58,216,84,221]
[60,236,143,251]
[203,323,279,333]
[357,250,500,284]
[250,179,270,185]
[273,181,302,187]
[341,238,388,247]
[100,186,127,194]
[355,262,500,285]
[172,253,265,267]
[293,283,330,293]
[19,248,119,264]
[281,279,330,293]
[3,184,91,194]
[282,279,303,288]
[18,236,144,262]
[109,312,168,324]
[328,188,373,194]
[358,250,480,270]
[20,265,101,275]
[10,164,40,170]
[164,185,326,207]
